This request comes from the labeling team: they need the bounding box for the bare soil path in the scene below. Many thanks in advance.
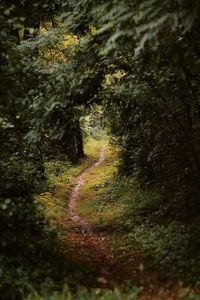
[68,147,106,235]
[61,148,177,299]
[67,148,117,285]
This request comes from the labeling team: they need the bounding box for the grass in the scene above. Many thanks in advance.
[33,138,146,298]
[83,171,200,286]
[25,285,141,300]
[76,144,121,230]
[31,136,200,298]
[73,144,200,287]
[33,138,116,292]
[37,138,107,229]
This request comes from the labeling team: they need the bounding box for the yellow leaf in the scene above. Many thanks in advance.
[97,277,108,284]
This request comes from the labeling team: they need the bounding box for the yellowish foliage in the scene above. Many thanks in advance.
[39,25,78,65]
[77,144,121,227]
[36,138,107,228]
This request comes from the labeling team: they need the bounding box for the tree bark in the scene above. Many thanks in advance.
[75,120,85,159]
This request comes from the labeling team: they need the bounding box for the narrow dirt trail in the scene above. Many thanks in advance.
[68,147,106,235]
[63,148,177,298]
[67,148,115,279]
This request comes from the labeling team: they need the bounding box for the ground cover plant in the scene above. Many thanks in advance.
[1,0,200,299]
[89,174,200,286]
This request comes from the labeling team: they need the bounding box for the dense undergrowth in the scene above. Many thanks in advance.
[38,138,107,226]
[22,138,144,300]
[76,144,200,289]
[0,138,111,300]
[106,177,200,286]
[25,138,140,300]
[25,286,142,300]
[109,183,200,286]
[2,130,200,300]
[2,1,200,299]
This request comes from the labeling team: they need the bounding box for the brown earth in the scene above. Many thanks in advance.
[58,148,179,299]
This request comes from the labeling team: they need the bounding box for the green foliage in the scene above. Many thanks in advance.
[96,175,200,285]
[1,0,200,297]
[60,0,200,215]
[25,286,140,300]
[37,138,104,224]
[0,3,86,299]
[83,106,107,141]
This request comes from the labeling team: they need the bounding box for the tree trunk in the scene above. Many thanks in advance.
[75,120,85,159]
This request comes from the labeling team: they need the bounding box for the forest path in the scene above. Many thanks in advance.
[68,147,106,234]
[60,148,177,299]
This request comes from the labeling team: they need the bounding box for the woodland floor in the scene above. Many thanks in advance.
[60,146,179,299]
[38,140,190,299]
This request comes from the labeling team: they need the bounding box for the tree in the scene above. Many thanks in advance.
[61,0,200,215]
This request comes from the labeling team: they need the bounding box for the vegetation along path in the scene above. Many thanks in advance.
[68,147,106,234]
[61,145,177,299]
